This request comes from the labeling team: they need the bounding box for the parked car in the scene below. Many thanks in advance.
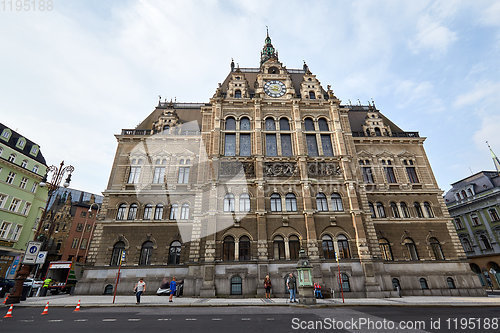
[23,278,44,289]
[0,278,15,297]
[156,280,183,297]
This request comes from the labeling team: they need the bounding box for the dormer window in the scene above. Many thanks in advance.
[268,67,278,74]
[234,89,242,98]
[1,129,11,140]
[17,138,26,148]
[30,145,39,156]
[309,91,316,99]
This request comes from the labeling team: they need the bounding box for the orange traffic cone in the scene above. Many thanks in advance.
[74,299,81,312]
[3,305,13,318]
[2,294,8,304]
[41,301,49,315]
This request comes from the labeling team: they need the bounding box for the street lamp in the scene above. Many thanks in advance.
[75,202,100,263]
[6,161,74,304]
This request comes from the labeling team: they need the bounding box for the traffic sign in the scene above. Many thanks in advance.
[22,241,42,264]
[35,251,48,264]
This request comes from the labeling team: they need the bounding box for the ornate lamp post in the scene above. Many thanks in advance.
[296,248,316,305]
[6,161,74,304]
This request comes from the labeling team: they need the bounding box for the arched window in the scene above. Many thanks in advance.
[379,238,393,261]
[265,117,277,156]
[374,127,382,136]
[225,117,236,130]
[103,284,113,295]
[429,237,445,260]
[270,193,282,212]
[239,193,250,212]
[240,117,251,130]
[234,89,241,98]
[163,125,170,134]
[116,204,127,220]
[424,202,434,217]
[316,193,328,211]
[279,118,290,130]
[304,118,315,131]
[368,202,376,218]
[480,235,492,250]
[127,203,138,220]
[289,235,300,260]
[8,154,16,163]
[305,117,318,156]
[143,204,153,220]
[331,193,343,211]
[273,236,285,260]
[230,276,242,295]
[180,203,190,219]
[400,202,410,218]
[154,204,164,220]
[337,234,350,258]
[340,273,350,292]
[139,241,154,265]
[403,238,419,261]
[376,202,386,218]
[309,91,316,99]
[285,193,297,212]
[419,278,429,290]
[322,235,335,259]
[265,118,276,130]
[21,160,27,168]
[447,277,456,289]
[223,236,235,261]
[414,202,424,218]
[224,193,235,212]
[110,241,125,266]
[392,278,401,291]
[390,202,400,218]
[169,204,179,220]
[318,118,329,131]
[461,238,473,252]
[239,236,250,261]
[168,241,181,264]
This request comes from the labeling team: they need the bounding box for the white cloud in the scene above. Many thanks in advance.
[454,81,500,108]
[410,15,457,55]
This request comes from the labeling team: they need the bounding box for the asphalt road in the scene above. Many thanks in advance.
[1,306,499,333]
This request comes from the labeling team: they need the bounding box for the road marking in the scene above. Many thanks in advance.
[48,319,64,322]
[212,318,222,321]
[185,318,197,321]
[74,319,88,322]
[128,318,141,321]
[241,318,251,321]
[266,318,275,321]
[102,319,117,322]
[157,318,171,321]
[20,320,34,322]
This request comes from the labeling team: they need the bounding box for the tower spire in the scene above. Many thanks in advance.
[261,27,277,65]
[487,141,500,175]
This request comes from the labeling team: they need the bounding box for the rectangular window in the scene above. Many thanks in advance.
[224,133,236,156]
[11,224,22,241]
[0,221,12,239]
[384,167,397,183]
[471,214,481,226]
[9,198,21,212]
[86,224,92,232]
[321,134,334,156]
[239,134,251,156]
[81,211,87,217]
[265,134,277,156]
[19,177,28,189]
[76,223,84,232]
[6,171,15,184]
[178,167,190,184]
[362,167,374,183]
[21,202,31,215]
[306,134,318,156]
[71,238,79,249]
[0,194,8,208]
[406,167,419,183]
[454,218,464,229]
[127,166,141,184]
[80,238,88,250]
[31,182,38,193]
[153,167,166,184]
[489,209,499,222]
[281,134,292,156]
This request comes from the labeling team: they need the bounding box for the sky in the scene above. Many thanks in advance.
[1,0,499,194]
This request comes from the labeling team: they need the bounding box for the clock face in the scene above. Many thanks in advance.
[264,80,286,98]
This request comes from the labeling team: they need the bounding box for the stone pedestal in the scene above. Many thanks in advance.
[298,285,316,305]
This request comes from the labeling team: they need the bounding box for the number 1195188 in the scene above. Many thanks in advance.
[446,317,499,330]
[1,0,54,11]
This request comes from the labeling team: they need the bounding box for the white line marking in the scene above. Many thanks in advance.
[266,318,275,321]
[74,319,88,322]
[20,320,34,322]
[157,318,171,321]
[241,318,251,321]
[185,318,197,321]
[212,318,222,321]
[128,318,141,321]
[102,319,117,322]
[48,319,64,322]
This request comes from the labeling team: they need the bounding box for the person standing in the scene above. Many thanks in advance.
[169,277,176,302]
[40,277,52,297]
[286,273,297,303]
[134,278,146,304]
[264,275,272,299]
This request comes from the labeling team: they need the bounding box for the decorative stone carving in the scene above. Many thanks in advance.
[264,162,297,177]
[307,162,342,177]
[220,161,255,177]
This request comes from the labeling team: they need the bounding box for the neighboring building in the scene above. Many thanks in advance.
[39,187,103,264]
[0,123,48,279]
[444,147,500,289]
[79,34,483,297]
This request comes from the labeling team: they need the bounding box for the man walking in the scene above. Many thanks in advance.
[169,277,176,303]
[286,273,297,303]
[134,278,146,304]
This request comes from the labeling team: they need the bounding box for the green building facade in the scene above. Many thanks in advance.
[0,123,48,279]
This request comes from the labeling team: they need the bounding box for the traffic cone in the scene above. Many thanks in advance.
[2,294,8,304]
[3,305,13,318]
[41,301,49,315]
[74,299,81,312]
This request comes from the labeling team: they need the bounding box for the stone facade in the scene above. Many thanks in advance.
[77,35,484,297]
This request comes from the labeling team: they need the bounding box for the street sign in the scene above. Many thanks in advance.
[22,241,42,264]
[35,251,48,264]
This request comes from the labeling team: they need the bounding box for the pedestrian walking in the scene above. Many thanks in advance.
[169,277,176,302]
[134,278,146,304]
[264,275,272,299]
[286,273,297,303]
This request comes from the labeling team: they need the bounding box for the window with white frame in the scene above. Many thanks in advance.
[9,198,21,212]
[19,177,28,189]
[128,166,141,184]
[153,166,166,184]
[178,159,190,184]
[0,221,12,238]
[0,194,8,208]
[21,202,31,215]
[1,129,11,140]
[17,138,25,148]
[270,193,282,212]
[30,145,38,155]
[331,193,343,211]
[224,193,235,212]
[32,165,39,173]
[359,160,374,183]
[180,203,189,219]
[168,204,177,220]
[239,193,250,212]
[285,193,297,212]
[6,171,15,184]
[8,154,16,163]
[31,182,37,193]
[471,214,481,226]
[11,224,22,241]
[21,160,28,168]
[488,208,499,222]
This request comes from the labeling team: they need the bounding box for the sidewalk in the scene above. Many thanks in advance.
[2,294,500,307]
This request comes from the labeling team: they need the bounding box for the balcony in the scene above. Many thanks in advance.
[351,131,420,138]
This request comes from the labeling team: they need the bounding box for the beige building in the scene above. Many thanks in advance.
[77,34,484,297]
